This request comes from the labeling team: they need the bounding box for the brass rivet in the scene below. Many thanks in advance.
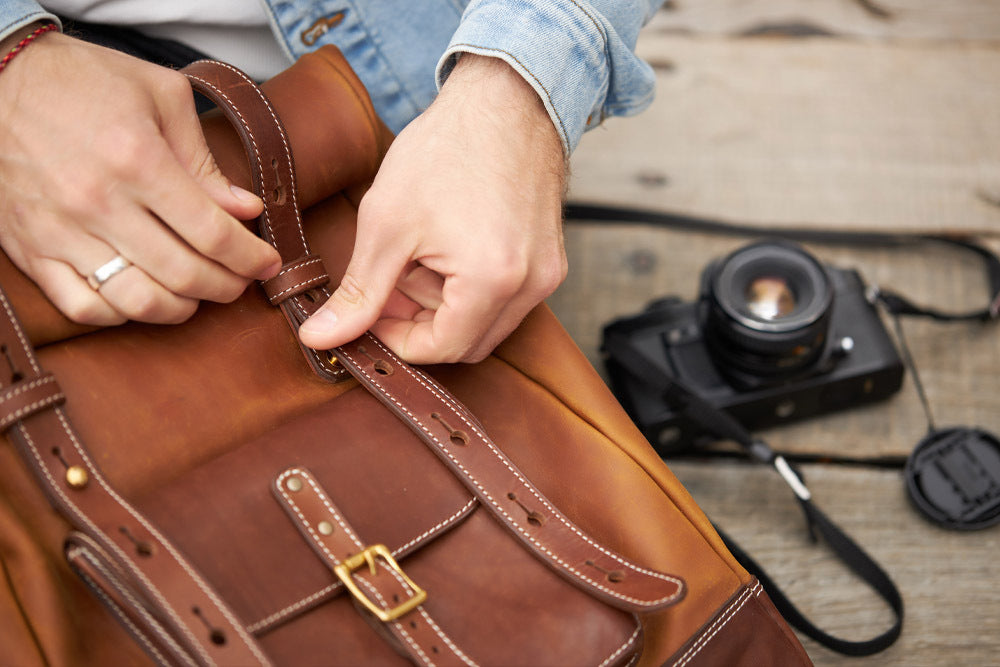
[65,465,89,489]
[326,351,340,367]
[286,476,303,492]
[318,520,334,536]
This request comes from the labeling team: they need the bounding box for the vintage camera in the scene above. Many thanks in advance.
[603,240,905,453]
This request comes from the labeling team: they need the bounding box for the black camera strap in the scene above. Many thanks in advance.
[564,202,1000,322]
[602,330,904,656]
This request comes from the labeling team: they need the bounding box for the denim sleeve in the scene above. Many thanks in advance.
[0,0,60,42]
[436,0,663,155]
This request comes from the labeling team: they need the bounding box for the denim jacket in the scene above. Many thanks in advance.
[1,0,663,153]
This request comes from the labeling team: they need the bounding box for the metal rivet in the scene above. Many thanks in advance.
[286,476,303,492]
[318,521,334,536]
[326,351,339,367]
[65,465,89,489]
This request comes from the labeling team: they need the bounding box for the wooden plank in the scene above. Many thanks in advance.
[665,461,1000,665]
[568,36,1000,235]
[651,0,1000,43]
[546,226,1000,459]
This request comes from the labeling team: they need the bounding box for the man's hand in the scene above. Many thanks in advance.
[298,54,567,364]
[0,28,281,325]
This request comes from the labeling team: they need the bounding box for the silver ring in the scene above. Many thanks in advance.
[87,255,133,290]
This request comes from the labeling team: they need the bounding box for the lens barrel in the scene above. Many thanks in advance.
[703,241,834,382]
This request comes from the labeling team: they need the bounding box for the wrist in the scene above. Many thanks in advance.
[439,53,566,169]
[0,21,58,76]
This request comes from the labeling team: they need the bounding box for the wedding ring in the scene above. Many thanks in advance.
[87,255,133,290]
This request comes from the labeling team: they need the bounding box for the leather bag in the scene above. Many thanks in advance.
[0,47,812,666]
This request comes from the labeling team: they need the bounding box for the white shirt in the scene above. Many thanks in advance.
[41,0,290,79]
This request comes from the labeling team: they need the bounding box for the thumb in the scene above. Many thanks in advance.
[298,251,404,351]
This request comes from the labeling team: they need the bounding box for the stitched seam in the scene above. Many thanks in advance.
[0,374,55,403]
[74,568,174,666]
[248,498,475,633]
[672,582,762,667]
[271,256,322,279]
[276,469,364,560]
[70,545,193,666]
[267,275,328,302]
[246,583,338,634]
[192,62,308,253]
[598,625,641,667]
[347,335,682,606]
[0,391,64,431]
[411,607,479,667]
[0,294,42,376]
[355,577,434,667]
[395,498,476,554]
[51,407,269,664]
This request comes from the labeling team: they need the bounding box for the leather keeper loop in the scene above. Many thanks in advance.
[0,373,65,432]
[261,255,330,305]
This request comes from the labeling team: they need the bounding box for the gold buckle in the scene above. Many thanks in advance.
[333,544,427,622]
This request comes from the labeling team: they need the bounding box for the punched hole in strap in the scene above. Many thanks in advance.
[119,526,155,558]
[357,345,393,375]
[430,412,469,446]
[192,606,227,646]
[585,559,626,583]
[507,492,546,526]
[1,343,23,383]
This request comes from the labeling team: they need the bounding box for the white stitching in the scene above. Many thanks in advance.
[188,62,308,253]
[598,625,641,667]
[69,544,193,667]
[74,567,175,667]
[671,581,763,667]
[0,391,64,430]
[248,497,475,634]
[340,335,683,607]
[3,271,267,664]
[267,275,328,302]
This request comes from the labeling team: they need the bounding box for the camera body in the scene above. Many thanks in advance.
[603,241,905,454]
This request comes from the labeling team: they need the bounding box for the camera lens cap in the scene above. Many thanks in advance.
[905,427,1000,530]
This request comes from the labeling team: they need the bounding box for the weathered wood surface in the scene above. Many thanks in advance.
[667,461,1000,666]
[650,0,1000,43]
[568,38,1000,235]
[553,2,1000,664]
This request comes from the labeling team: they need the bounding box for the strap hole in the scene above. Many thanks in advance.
[373,360,393,375]
[210,630,227,646]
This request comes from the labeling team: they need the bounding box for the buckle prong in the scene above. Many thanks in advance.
[333,544,427,622]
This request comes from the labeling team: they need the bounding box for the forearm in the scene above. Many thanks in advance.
[436,0,664,154]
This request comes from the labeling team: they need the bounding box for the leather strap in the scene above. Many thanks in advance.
[332,334,686,612]
[182,60,345,383]
[0,292,270,667]
[273,468,476,667]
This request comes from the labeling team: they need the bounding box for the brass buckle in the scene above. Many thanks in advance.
[333,544,427,622]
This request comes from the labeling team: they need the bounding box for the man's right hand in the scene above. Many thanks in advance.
[0,27,281,326]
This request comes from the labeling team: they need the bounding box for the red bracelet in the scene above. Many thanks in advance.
[0,22,58,75]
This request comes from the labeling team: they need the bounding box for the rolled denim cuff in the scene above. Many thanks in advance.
[436,0,656,155]
[0,0,60,43]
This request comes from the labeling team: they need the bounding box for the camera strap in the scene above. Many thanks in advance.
[602,330,904,656]
[565,202,1000,322]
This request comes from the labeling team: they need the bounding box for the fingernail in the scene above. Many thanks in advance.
[230,184,258,201]
[300,308,338,335]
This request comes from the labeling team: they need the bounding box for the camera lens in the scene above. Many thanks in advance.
[703,241,833,381]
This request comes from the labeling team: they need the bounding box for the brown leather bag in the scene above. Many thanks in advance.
[0,48,812,666]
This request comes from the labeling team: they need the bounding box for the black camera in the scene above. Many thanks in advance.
[602,240,905,453]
